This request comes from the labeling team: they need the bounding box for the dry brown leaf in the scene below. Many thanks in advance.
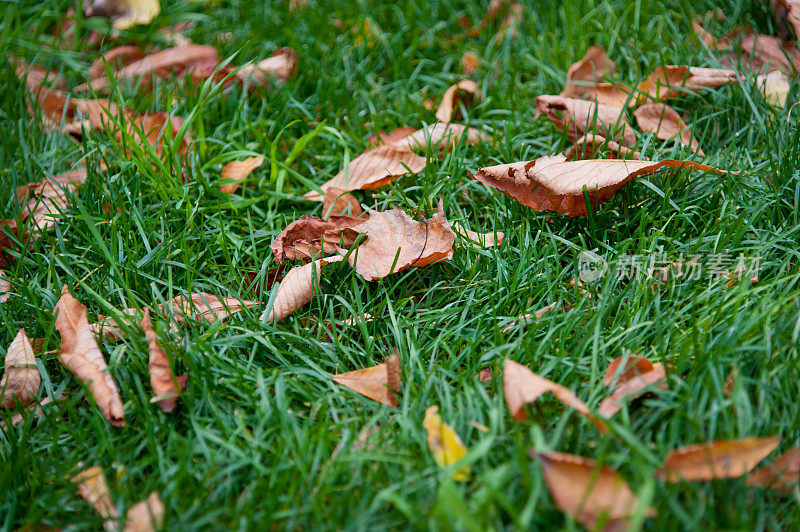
[12,56,66,94]
[503,359,606,432]
[1,329,40,409]
[582,82,637,108]
[598,364,667,418]
[367,126,418,147]
[141,308,186,413]
[602,355,656,387]
[166,293,257,323]
[303,144,426,201]
[331,350,400,407]
[477,367,493,382]
[120,111,192,157]
[638,66,738,101]
[452,223,504,248]
[461,52,480,76]
[634,103,704,156]
[26,85,120,138]
[1,270,10,304]
[235,48,298,85]
[10,395,57,426]
[84,0,161,29]
[747,448,800,491]
[220,156,264,194]
[261,256,343,322]
[393,122,491,152]
[533,451,656,531]
[54,286,125,427]
[423,405,470,481]
[565,134,639,161]
[535,95,636,146]
[656,437,781,482]
[271,215,365,264]
[123,492,164,532]
[72,466,119,526]
[560,45,616,100]
[19,167,89,232]
[771,0,800,41]
[91,307,140,342]
[435,79,480,123]
[346,200,455,281]
[88,46,147,79]
[322,187,364,218]
[692,20,726,48]
[471,154,724,217]
[740,34,800,75]
[78,44,218,92]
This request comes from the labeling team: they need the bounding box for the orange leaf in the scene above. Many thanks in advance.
[235,48,298,85]
[87,46,147,80]
[123,492,165,532]
[392,122,491,152]
[634,103,704,156]
[535,95,636,146]
[0,270,9,303]
[461,52,480,76]
[747,448,800,492]
[72,466,119,523]
[220,156,264,194]
[656,437,781,482]
[54,286,125,427]
[565,134,639,161]
[261,256,343,322]
[165,292,257,323]
[1,329,40,409]
[533,451,656,531]
[435,79,480,123]
[598,364,667,418]
[18,167,88,233]
[322,187,364,218]
[367,126,418,147]
[740,34,800,75]
[602,355,656,387]
[638,66,738,101]
[271,215,365,264]
[560,45,616,100]
[472,154,724,217]
[141,308,187,413]
[331,350,400,407]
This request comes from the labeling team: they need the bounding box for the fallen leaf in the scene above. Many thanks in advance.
[87,46,147,79]
[471,154,724,216]
[656,437,781,482]
[770,0,800,41]
[220,156,264,194]
[393,122,491,152]
[25,84,120,137]
[91,307,140,342]
[503,359,606,432]
[435,79,480,123]
[120,111,192,157]
[757,70,790,107]
[534,95,636,146]
[423,405,470,481]
[271,215,365,264]
[11,395,57,426]
[19,167,88,232]
[353,424,379,451]
[602,355,656,387]
[123,492,164,532]
[234,48,298,85]
[560,45,616,100]
[261,256,343,322]
[581,81,637,108]
[452,223,504,248]
[345,200,455,281]
[1,329,40,409]
[723,368,737,397]
[54,286,125,427]
[598,364,667,418]
[477,367,493,382]
[331,350,400,407]
[502,303,560,331]
[303,144,426,201]
[692,20,728,48]
[84,0,161,29]
[322,187,364,218]
[12,56,66,94]
[141,308,186,413]
[461,51,480,76]
[166,292,257,323]
[747,448,800,492]
[638,66,738,101]
[0,270,9,303]
[533,451,656,531]
[634,103,704,156]
[72,466,119,527]
[367,126,418,147]
[565,134,639,161]
[740,34,800,75]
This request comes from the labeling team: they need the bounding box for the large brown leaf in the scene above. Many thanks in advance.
[393,122,491,152]
[261,256,343,322]
[303,144,426,201]
[471,154,723,216]
[141,308,186,413]
[124,492,165,532]
[331,350,400,407]
[747,448,800,491]
[535,95,636,146]
[503,359,606,432]
[322,187,363,218]
[770,0,800,41]
[18,167,88,232]
[565,134,639,161]
[633,103,704,156]
[560,45,616,99]
[166,292,257,323]
[72,466,119,527]
[656,437,781,482]
[54,286,125,427]
[598,363,667,418]
[271,215,365,264]
[435,80,480,123]
[638,66,738,101]
[740,33,800,74]
[533,451,656,531]
[220,156,264,194]
[1,329,40,409]
[186,48,298,88]
[88,45,147,79]
[345,200,455,281]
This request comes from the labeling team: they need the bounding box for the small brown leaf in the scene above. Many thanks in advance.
[261,256,343,322]
[598,364,667,418]
[634,103,704,156]
[121,111,192,157]
[1,329,40,409]
[88,46,147,79]
[322,187,364,218]
[141,309,186,413]
[503,359,606,432]
[656,437,781,482]
[235,48,298,85]
[331,350,401,407]
[271,215,365,264]
[123,492,164,532]
[477,367,493,382]
[166,292,257,323]
[0,270,10,303]
[638,66,738,101]
[303,144,426,201]
[452,223,504,248]
[533,451,656,531]
[602,355,656,387]
[435,79,480,123]
[747,448,800,492]
[565,134,639,161]
[19,167,88,232]
[535,95,636,146]
[461,52,480,76]
[472,154,724,217]
[54,286,125,427]
[346,200,455,281]
[11,395,57,426]
[393,122,491,152]
[220,156,264,194]
[560,45,616,100]
[72,466,119,524]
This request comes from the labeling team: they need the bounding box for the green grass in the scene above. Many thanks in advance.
[2,0,800,529]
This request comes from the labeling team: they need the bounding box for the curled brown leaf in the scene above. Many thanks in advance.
[535,95,636,146]
[88,46,147,79]
[72,466,119,525]
[634,103,704,156]
[123,492,165,532]
[1,329,40,409]
[565,134,639,161]
[656,437,781,482]
[271,215,365,264]
[261,256,343,322]
[747,448,800,492]
[638,66,738,101]
[435,79,480,123]
[141,308,186,413]
[560,45,616,100]
[393,122,491,152]
[322,187,363,218]
[220,156,264,194]
[331,350,401,407]
[598,363,667,418]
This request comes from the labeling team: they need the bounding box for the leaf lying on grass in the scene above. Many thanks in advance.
[87,45,147,79]
[739,34,800,75]
[331,350,400,407]
[747,448,800,491]
[367,126,417,147]
[322,187,363,218]
[261,256,343,322]
[1,329,40,409]
[423,405,470,481]
[220,156,264,194]
[770,0,800,41]
[638,66,738,101]
[532,451,656,531]
[535,95,636,146]
[461,52,480,76]
[141,308,187,413]
[271,215,365,264]
[757,70,790,107]
[598,357,668,418]
[123,491,165,532]
[18,167,88,232]
[634,103,704,156]
[656,437,781,482]
[565,134,639,161]
[435,79,480,123]
[54,286,125,427]
[167,292,257,323]
[394,122,491,152]
[83,0,161,30]
[471,154,724,216]
[452,223,504,248]
[0,270,9,303]
[560,45,616,100]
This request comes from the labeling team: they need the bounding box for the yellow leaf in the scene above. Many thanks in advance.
[423,405,470,481]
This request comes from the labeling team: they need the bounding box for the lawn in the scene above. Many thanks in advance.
[2,0,800,530]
